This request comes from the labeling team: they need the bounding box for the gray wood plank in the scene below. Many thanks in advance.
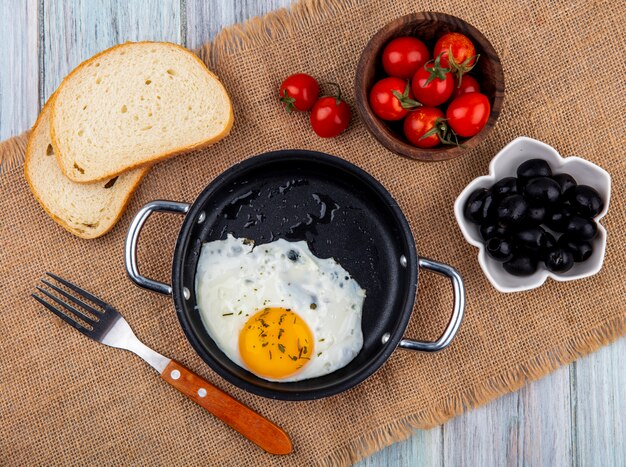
[0,0,39,140]
[185,0,294,49]
[42,0,181,103]
[443,391,520,466]
[355,427,443,467]
[573,338,626,467]
[518,366,572,466]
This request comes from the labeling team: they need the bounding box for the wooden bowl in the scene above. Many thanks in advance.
[355,12,505,162]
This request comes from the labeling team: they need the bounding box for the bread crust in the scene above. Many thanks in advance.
[49,41,234,183]
[25,98,150,239]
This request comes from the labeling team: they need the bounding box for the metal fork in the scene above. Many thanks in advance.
[32,273,292,455]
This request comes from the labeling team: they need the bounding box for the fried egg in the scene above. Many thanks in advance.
[195,234,366,382]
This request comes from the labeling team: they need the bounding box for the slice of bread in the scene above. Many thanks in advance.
[25,99,149,239]
[50,41,233,183]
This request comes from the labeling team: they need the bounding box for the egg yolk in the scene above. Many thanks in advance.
[238,307,314,380]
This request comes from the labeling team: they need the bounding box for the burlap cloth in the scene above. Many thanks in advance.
[1,0,624,464]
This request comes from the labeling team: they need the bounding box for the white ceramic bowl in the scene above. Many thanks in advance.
[454,136,611,293]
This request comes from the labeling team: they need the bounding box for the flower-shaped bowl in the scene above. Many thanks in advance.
[454,136,611,293]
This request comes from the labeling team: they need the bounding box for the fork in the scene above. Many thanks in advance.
[32,273,293,455]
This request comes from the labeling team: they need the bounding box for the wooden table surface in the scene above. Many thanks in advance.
[1,1,624,465]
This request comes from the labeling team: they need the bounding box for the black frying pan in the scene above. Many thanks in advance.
[125,150,464,400]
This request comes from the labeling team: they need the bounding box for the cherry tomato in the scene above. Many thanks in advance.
[382,36,430,79]
[369,77,419,121]
[310,96,351,138]
[411,62,454,107]
[403,107,445,148]
[279,73,320,112]
[452,74,481,98]
[446,92,490,137]
[434,32,477,70]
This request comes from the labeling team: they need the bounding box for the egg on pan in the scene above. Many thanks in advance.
[195,234,366,382]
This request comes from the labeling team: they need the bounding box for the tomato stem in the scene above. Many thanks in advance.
[448,47,480,87]
[419,117,464,147]
[320,82,343,105]
[391,82,422,110]
[279,89,297,113]
[423,53,452,86]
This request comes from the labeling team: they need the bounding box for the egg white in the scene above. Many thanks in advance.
[195,234,366,382]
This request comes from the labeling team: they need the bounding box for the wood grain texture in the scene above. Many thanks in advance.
[185,0,294,49]
[573,339,626,467]
[518,366,573,466]
[0,0,39,142]
[358,427,443,467]
[162,359,293,455]
[0,0,624,465]
[444,391,520,466]
[42,0,181,103]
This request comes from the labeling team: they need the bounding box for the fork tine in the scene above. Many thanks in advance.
[46,272,109,310]
[36,286,97,324]
[41,278,103,317]
[32,294,88,332]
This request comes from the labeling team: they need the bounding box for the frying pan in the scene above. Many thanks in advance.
[125,150,464,400]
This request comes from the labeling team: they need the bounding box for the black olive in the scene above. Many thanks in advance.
[480,223,508,241]
[516,177,528,193]
[503,254,538,276]
[524,177,561,205]
[514,227,550,253]
[568,185,604,218]
[517,159,552,181]
[464,188,488,224]
[480,191,499,222]
[557,234,593,262]
[496,194,528,226]
[541,232,557,258]
[565,216,597,240]
[527,205,548,225]
[544,247,574,273]
[552,173,577,196]
[486,237,514,261]
[544,204,575,232]
[491,177,519,198]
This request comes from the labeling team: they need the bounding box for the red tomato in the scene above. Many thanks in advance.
[382,36,430,79]
[452,74,481,98]
[403,107,445,148]
[310,96,351,138]
[369,77,419,121]
[279,73,320,112]
[411,62,454,107]
[434,32,477,71]
[446,92,490,137]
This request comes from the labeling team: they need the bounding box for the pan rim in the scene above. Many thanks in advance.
[171,149,418,400]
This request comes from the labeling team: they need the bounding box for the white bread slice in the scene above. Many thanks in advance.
[50,41,233,183]
[25,99,149,239]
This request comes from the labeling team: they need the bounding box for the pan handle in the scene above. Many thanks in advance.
[125,200,190,295]
[398,257,465,352]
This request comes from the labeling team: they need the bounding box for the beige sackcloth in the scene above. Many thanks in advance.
[0,0,624,464]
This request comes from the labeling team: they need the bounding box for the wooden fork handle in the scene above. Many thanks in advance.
[161,360,293,455]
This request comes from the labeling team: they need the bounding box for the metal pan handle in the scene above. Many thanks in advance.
[125,200,190,295]
[398,257,465,352]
